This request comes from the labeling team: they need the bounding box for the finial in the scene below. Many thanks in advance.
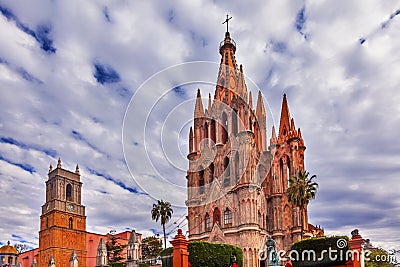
[7,240,10,246]
[222,14,232,33]
[49,164,53,173]
[75,164,80,174]
[57,158,62,168]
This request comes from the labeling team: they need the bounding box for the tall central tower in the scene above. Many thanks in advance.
[38,159,87,267]
[186,26,316,267]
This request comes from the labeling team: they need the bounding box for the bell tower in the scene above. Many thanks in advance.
[38,159,87,267]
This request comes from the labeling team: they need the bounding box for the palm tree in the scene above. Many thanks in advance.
[287,170,318,240]
[151,199,173,249]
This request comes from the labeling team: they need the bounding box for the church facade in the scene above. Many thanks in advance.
[18,160,142,267]
[185,29,322,267]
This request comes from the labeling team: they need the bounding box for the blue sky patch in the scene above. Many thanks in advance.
[0,5,56,53]
[0,137,56,158]
[35,24,56,53]
[94,63,121,84]
[295,7,306,33]
[16,67,42,83]
[103,7,111,22]
[0,155,35,174]
[11,234,22,239]
[88,168,147,195]
[133,141,139,146]
[168,9,174,22]
[271,41,287,54]
[172,86,185,97]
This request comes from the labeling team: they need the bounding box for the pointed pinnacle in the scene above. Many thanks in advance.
[194,89,204,117]
[249,91,253,109]
[272,125,277,140]
[256,91,264,116]
[279,94,291,137]
[208,93,212,111]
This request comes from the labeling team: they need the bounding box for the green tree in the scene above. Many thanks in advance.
[106,234,127,267]
[365,248,398,267]
[141,236,163,260]
[14,243,30,254]
[151,200,173,249]
[287,170,318,240]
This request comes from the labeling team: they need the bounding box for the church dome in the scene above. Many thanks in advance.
[0,244,18,255]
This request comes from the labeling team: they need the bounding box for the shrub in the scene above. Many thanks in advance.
[160,247,173,267]
[160,247,173,256]
[188,241,243,267]
[290,236,350,267]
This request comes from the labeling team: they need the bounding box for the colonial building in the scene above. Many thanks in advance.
[0,241,19,267]
[185,28,322,266]
[18,160,142,267]
[38,159,87,267]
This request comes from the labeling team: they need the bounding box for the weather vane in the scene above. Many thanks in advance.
[222,14,232,32]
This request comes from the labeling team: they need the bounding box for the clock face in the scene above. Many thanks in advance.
[68,204,75,211]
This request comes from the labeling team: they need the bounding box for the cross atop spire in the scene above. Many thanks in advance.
[222,14,232,33]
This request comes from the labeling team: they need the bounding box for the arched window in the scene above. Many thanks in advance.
[279,158,284,191]
[287,157,291,187]
[213,208,221,225]
[235,152,239,182]
[205,213,211,231]
[224,208,232,225]
[258,211,262,226]
[68,217,73,229]
[46,217,49,229]
[209,163,214,183]
[66,184,72,201]
[221,112,228,144]
[199,167,204,194]
[204,122,209,139]
[223,157,230,187]
[232,110,238,135]
[249,117,252,131]
[211,119,216,143]
[258,164,267,183]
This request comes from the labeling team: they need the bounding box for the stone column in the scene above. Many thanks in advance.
[170,229,189,267]
[349,230,364,267]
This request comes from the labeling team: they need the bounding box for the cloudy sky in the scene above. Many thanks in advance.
[0,0,399,252]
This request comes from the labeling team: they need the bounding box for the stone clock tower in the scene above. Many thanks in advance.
[38,159,87,267]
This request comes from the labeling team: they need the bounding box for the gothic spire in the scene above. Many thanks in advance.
[194,89,204,118]
[189,127,194,153]
[215,17,238,102]
[249,91,253,109]
[290,118,297,135]
[255,91,266,117]
[279,94,291,138]
[271,125,277,145]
